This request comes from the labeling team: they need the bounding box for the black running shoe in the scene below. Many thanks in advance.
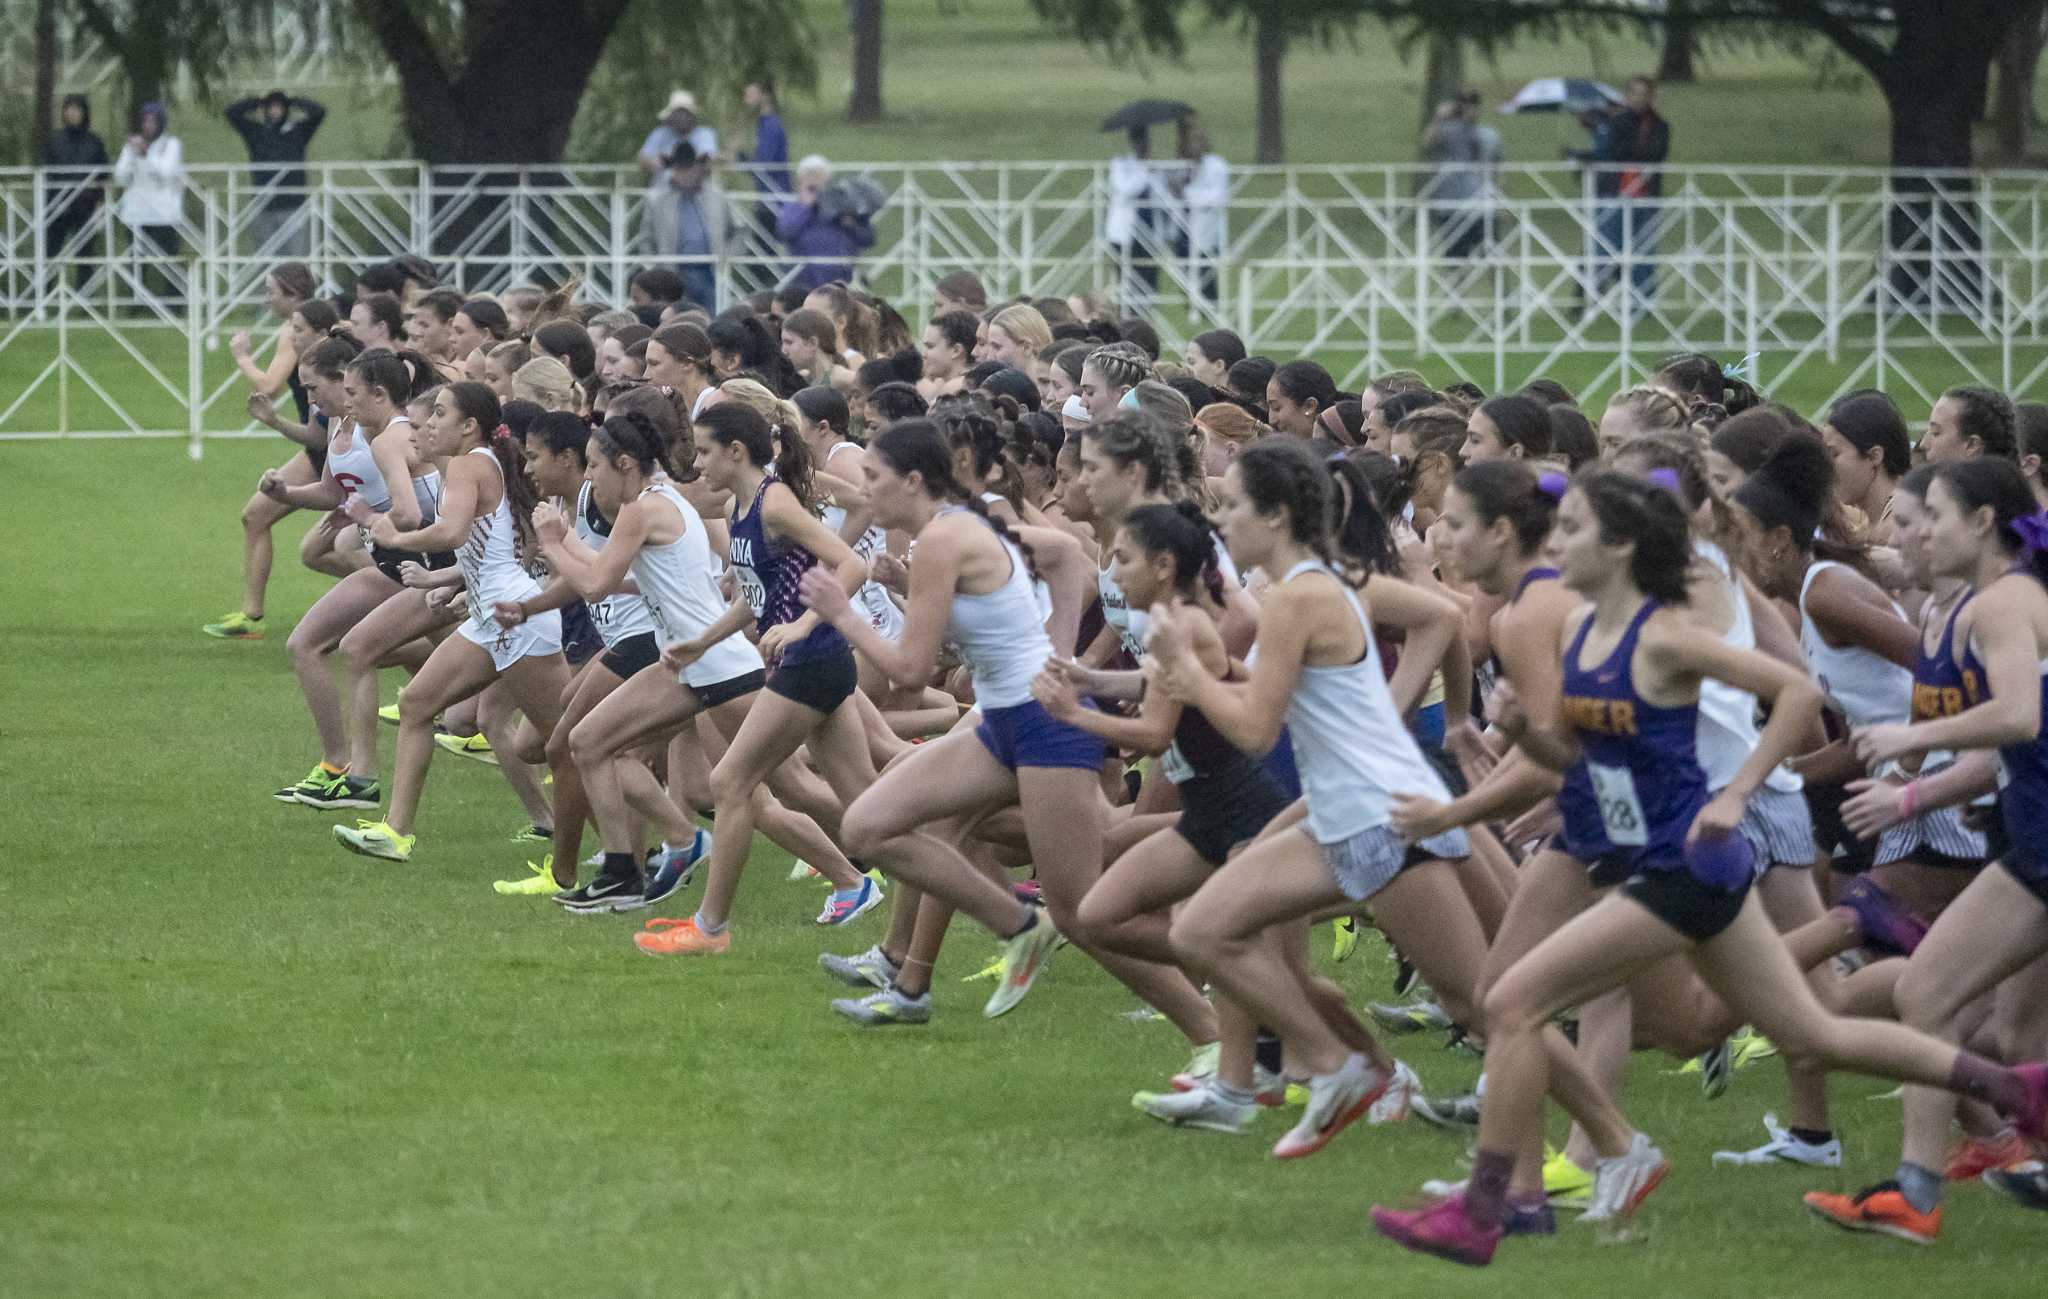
[296,774,381,810]
[553,871,646,913]
[1984,1161,2048,1211]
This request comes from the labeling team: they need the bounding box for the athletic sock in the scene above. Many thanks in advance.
[1896,1161,1942,1214]
[1001,909,1039,942]
[693,910,728,936]
[1789,1126,1834,1146]
[1254,1029,1284,1075]
[1948,1051,2025,1116]
[1212,1080,1257,1107]
[1465,1149,1514,1229]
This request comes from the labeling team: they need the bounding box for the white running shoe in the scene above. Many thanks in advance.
[1711,1113,1843,1167]
[818,943,900,990]
[832,985,930,1026]
[1180,1041,1221,1082]
[788,859,821,882]
[1581,1132,1671,1223]
[1272,1054,1384,1159]
[1369,1059,1420,1125]
[982,915,1060,1019]
[1133,1083,1254,1134]
[1420,1174,1470,1199]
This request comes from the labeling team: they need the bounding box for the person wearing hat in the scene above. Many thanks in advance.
[639,90,720,177]
[113,100,186,304]
[640,141,728,310]
[1420,89,1502,259]
[226,89,327,254]
[46,95,109,280]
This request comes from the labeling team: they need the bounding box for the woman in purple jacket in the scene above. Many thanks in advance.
[776,156,875,293]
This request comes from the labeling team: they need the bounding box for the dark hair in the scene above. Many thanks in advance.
[866,382,929,424]
[1896,462,1939,504]
[2019,403,2048,489]
[1711,407,1794,473]
[303,332,363,380]
[1271,360,1340,413]
[1655,352,1762,417]
[347,347,414,406]
[527,408,590,462]
[594,410,676,477]
[1117,318,1162,361]
[356,292,404,340]
[1376,388,1440,433]
[269,261,316,303]
[534,320,597,384]
[1084,412,1180,495]
[1934,455,2048,587]
[794,385,851,440]
[1190,329,1247,372]
[1166,375,1218,415]
[1444,381,1487,406]
[631,267,686,305]
[929,310,979,354]
[979,366,1041,413]
[938,399,1012,496]
[1319,399,1367,447]
[1521,377,1577,407]
[858,349,923,392]
[441,381,536,559]
[1940,385,2019,460]
[1121,501,1219,595]
[415,288,463,324]
[1546,404,1598,468]
[1475,394,1554,459]
[1328,454,1401,580]
[871,418,1038,579]
[501,397,543,439]
[1235,438,1336,562]
[457,297,510,342]
[1009,410,1065,475]
[1454,460,1559,554]
[293,298,340,335]
[1226,356,1276,404]
[710,312,797,391]
[1342,449,1412,522]
[355,262,407,297]
[934,270,988,309]
[1825,391,1912,478]
[699,401,816,510]
[1735,434,1837,557]
[1574,468,1692,604]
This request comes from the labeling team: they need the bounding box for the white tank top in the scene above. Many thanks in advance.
[457,448,543,629]
[574,481,658,646]
[1274,561,1451,843]
[1100,529,1239,658]
[822,440,904,639]
[944,507,1053,708]
[411,466,443,526]
[1799,559,1912,731]
[629,481,764,687]
[325,421,392,512]
[1696,541,1801,793]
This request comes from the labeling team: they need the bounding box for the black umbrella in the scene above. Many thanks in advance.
[1100,99,1194,132]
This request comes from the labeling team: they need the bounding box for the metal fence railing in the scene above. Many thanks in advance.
[3,159,2045,440]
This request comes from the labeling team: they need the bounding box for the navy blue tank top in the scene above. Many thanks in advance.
[1959,578,2048,870]
[729,476,848,667]
[1912,592,1973,723]
[1560,600,1725,881]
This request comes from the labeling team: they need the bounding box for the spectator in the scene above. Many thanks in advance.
[776,156,875,294]
[225,89,326,255]
[642,143,727,311]
[1170,121,1228,308]
[638,89,718,177]
[1575,75,1670,311]
[737,78,790,290]
[1420,90,1503,259]
[46,94,109,273]
[932,270,987,317]
[1106,127,1161,311]
[113,101,186,303]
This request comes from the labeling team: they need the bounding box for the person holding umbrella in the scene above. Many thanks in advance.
[1572,76,1670,314]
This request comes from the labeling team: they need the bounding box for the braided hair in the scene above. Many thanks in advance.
[1234,438,1337,568]
[1083,412,1181,499]
[594,410,678,479]
[871,418,1039,581]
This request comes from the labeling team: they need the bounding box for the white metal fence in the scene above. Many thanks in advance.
[2,158,2045,440]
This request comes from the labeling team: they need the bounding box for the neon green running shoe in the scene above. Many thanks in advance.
[433,732,497,766]
[378,703,401,726]
[334,819,414,862]
[495,854,566,896]
[274,763,340,804]
[1733,1029,1778,1067]
[1332,915,1360,962]
[962,951,1006,982]
[507,823,553,846]
[203,611,265,640]
[1543,1146,1594,1208]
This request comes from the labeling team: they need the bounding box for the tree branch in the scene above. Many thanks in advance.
[349,0,452,93]
[69,0,126,55]
[1769,0,1894,82]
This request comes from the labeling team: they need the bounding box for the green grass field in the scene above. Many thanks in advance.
[4,437,2047,1297]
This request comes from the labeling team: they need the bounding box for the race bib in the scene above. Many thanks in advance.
[1587,760,1649,846]
[734,566,767,617]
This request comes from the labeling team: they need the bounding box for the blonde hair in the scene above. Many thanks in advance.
[1605,383,1697,437]
[989,304,1052,355]
[717,377,799,435]
[488,338,534,372]
[512,355,576,410]
[1194,402,1270,445]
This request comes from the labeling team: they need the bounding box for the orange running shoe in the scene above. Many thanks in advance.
[632,917,730,956]
[1944,1129,2035,1181]
[1803,1182,1941,1244]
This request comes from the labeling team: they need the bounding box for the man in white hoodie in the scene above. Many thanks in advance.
[113,100,186,304]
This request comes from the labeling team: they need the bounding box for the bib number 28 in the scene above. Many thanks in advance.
[1587,761,1649,847]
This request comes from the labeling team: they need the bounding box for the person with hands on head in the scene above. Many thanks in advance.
[798,419,1201,1028]
[634,401,883,956]
[332,382,568,864]
[1806,455,2048,1245]
[1371,470,2047,1268]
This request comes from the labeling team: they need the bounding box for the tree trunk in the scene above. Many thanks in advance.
[32,0,55,164]
[1253,11,1286,164]
[1418,30,1465,138]
[1992,0,2046,160]
[1658,1,1698,84]
[849,0,884,123]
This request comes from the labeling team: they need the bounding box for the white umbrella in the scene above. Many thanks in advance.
[1499,78,1625,115]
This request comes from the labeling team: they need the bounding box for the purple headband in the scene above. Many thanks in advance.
[1536,470,1569,501]
[1647,467,1682,495]
[2012,511,2048,553]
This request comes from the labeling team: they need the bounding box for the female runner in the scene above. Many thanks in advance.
[333,382,568,862]
[631,401,883,954]
[1371,469,2046,1268]
[798,420,1209,1027]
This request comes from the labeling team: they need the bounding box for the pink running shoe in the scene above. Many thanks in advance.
[1371,1194,1502,1266]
